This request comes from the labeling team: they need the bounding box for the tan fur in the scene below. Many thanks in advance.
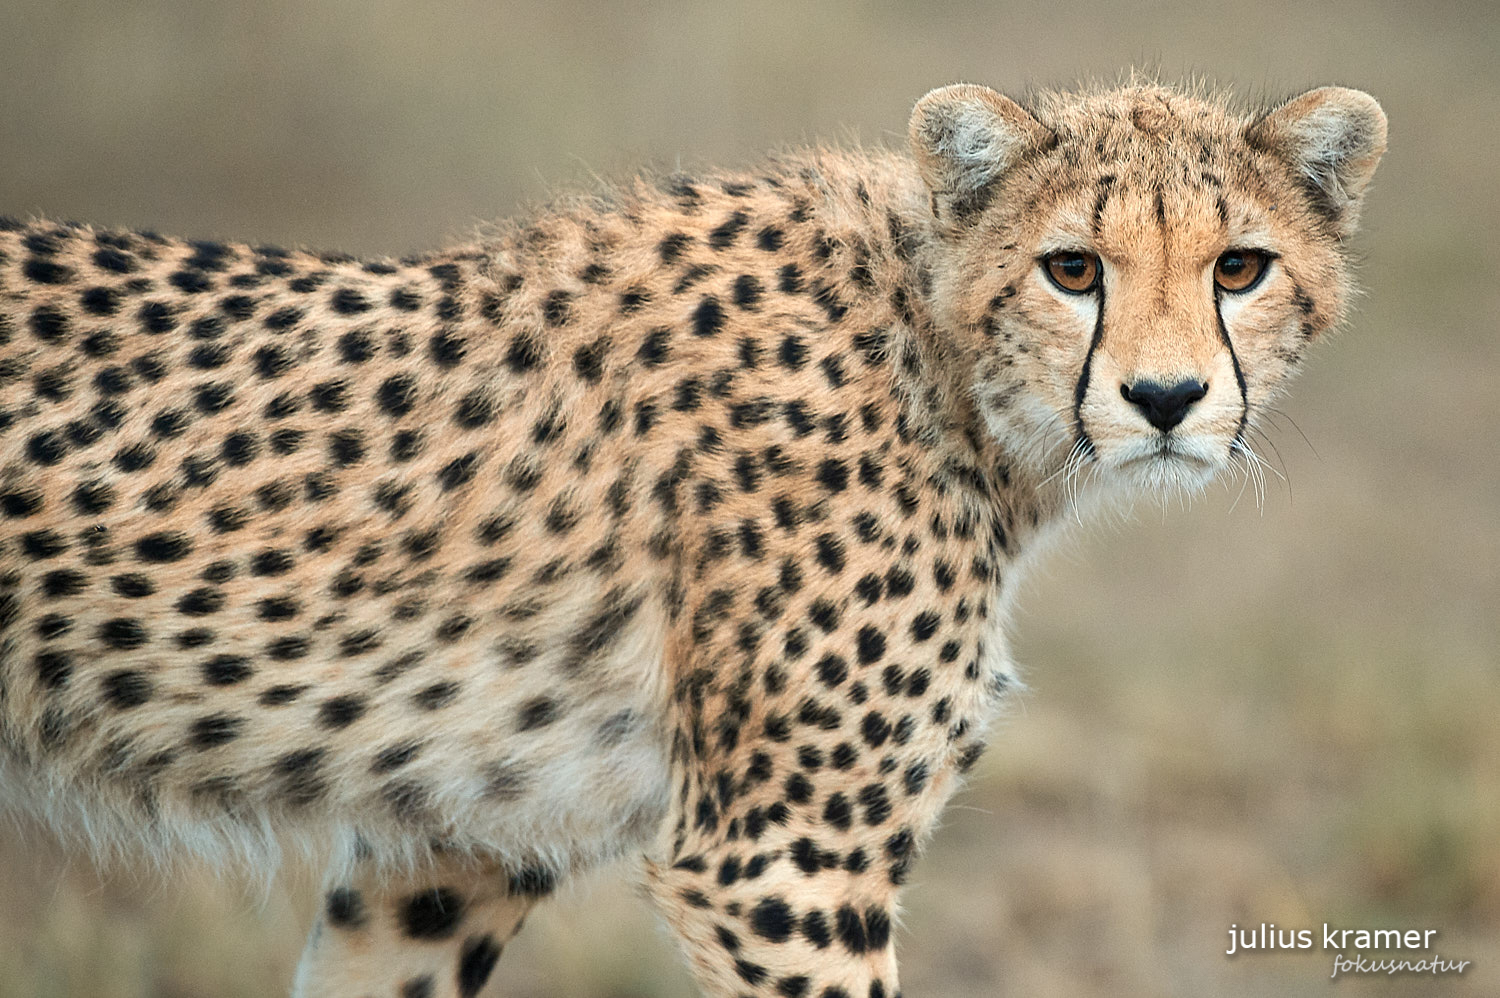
[0,80,1383,996]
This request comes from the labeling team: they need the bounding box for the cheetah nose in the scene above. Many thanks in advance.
[1120,379,1208,433]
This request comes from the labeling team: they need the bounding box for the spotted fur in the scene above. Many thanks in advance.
[0,80,1384,996]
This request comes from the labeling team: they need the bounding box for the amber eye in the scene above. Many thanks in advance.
[1043,251,1101,294]
[1214,249,1269,293]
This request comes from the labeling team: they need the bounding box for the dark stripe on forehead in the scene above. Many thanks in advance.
[1090,175,1116,238]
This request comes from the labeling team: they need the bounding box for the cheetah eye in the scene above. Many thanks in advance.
[1214,249,1270,293]
[1042,251,1100,294]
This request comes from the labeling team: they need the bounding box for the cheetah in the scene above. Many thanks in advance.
[0,80,1385,996]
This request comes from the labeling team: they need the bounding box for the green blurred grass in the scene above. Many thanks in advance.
[2,1,1496,995]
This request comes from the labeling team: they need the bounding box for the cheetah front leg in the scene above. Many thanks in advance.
[293,851,552,998]
[646,817,908,998]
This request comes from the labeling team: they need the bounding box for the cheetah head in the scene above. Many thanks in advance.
[909,81,1386,500]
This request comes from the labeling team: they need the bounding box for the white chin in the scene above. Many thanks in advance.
[1110,451,1221,494]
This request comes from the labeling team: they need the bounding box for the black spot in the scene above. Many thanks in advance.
[27,430,67,466]
[329,287,370,314]
[836,905,869,954]
[413,680,459,710]
[816,458,849,493]
[92,365,135,396]
[35,613,72,640]
[101,670,153,709]
[619,286,650,312]
[778,335,808,370]
[175,588,225,616]
[193,382,235,414]
[327,429,364,467]
[637,327,671,366]
[572,335,609,383]
[449,389,494,430]
[24,257,74,284]
[219,431,258,467]
[201,654,252,686]
[111,442,156,473]
[263,392,302,422]
[505,332,543,371]
[824,793,853,830]
[169,269,213,293]
[82,330,121,357]
[438,453,479,491]
[188,342,231,370]
[400,888,465,940]
[884,566,915,598]
[434,614,472,642]
[250,344,290,379]
[34,649,74,689]
[909,610,941,642]
[858,781,892,824]
[692,296,725,337]
[814,654,848,689]
[318,694,366,729]
[97,617,149,650]
[256,596,299,622]
[369,741,420,773]
[207,506,248,533]
[266,635,310,660]
[815,534,846,574]
[189,713,245,749]
[750,896,795,942]
[22,529,69,560]
[219,294,256,320]
[517,697,560,732]
[250,549,294,576]
[110,573,155,598]
[400,977,433,998]
[79,285,121,316]
[376,374,418,417]
[310,379,349,413]
[734,959,769,987]
[324,887,367,929]
[130,531,190,563]
[0,489,43,518]
[657,232,691,263]
[709,211,749,249]
[542,290,572,326]
[429,330,467,368]
[457,934,503,997]
[506,866,557,896]
[261,305,302,330]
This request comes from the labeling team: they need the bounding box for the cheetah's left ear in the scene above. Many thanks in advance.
[1245,87,1387,238]
[908,84,1052,229]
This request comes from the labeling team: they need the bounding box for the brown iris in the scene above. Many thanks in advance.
[1214,249,1269,292]
[1043,251,1100,293]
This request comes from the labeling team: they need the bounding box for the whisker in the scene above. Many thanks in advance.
[1263,405,1320,460]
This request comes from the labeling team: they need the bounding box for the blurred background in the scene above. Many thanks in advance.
[1,1,1495,995]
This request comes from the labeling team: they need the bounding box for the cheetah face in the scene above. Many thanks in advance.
[910,83,1385,499]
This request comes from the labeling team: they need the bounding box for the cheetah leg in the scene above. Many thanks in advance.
[645,830,903,998]
[292,852,552,998]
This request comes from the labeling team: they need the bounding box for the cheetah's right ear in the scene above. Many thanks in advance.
[1245,87,1388,238]
[908,84,1051,229]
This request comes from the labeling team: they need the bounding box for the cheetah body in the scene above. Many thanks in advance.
[0,81,1384,997]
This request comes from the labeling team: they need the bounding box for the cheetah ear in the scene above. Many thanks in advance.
[908,84,1051,229]
[1246,87,1387,237]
